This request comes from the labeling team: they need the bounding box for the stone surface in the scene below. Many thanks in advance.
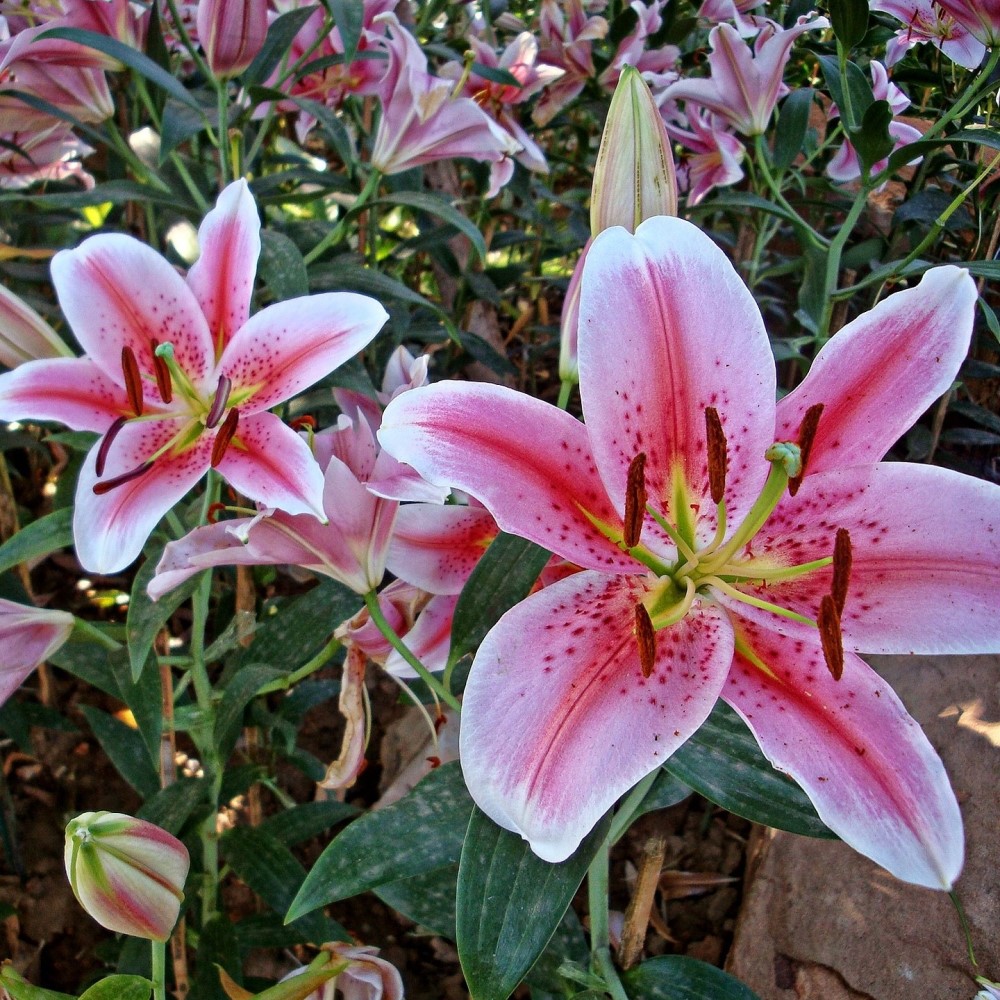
[728,654,1000,1000]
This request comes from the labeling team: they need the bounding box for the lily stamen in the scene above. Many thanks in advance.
[788,402,824,496]
[204,374,233,429]
[624,452,647,548]
[705,406,728,505]
[95,415,127,478]
[634,602,656,678]
[832,527,852,615]
[700,575,816,625]
[211,409,239,467]
[121,346,144,417]
[92,460,154,495]
[149,339,173,404]
[818,593,844,680]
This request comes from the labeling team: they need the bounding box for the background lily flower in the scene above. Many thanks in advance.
[379,217,995,888]
[935,0,1000,46]
[0,282,74,368]
[0,179,387,574]
[197,0,268,78]
[0,598,75,706]
[64,811,190,941]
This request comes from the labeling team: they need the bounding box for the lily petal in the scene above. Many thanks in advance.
[724,618,963,889]
[51,234,215,387]
[579,218,775,548]
[0,599,75,705]
[726,463,1000,654]
[775,266,977,477]
[220,293,388,412]
[387,503,498,594]
[186,179,260,352]
[460,571,734,862]
[0,357,129,431]
[384,593,458,677]
[379,382,637,573]
[214,411,327,519]
[74,420,214,574]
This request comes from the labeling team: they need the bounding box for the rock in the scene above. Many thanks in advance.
[728,654,999,1000]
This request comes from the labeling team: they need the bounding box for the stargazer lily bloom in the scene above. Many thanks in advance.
[379,216,999,887]
[0,179,387,574]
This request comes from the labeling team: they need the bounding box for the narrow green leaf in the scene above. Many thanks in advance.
[665,701,835,838]
[109,644,162,765]
[214,663,285,760]
[127,552,202,682]
[78,976,153,1000]
[829,0,868,49]
[470,62,521,88]
[375,190,488,262]
[259,229,309,300]
[448,533,551,670]
[0,179,185,210]
[191,915,242,1000]
[79,705,159,798]
[817,55,874,132]
[244,5,319,87]
[137,778,207,834]
[38,27,202,110]
[330,0,363,66]
[221,826,329,940]
[457,809,611,1000]
[852,99,894,175]
[0,507,72,576]
[623,955,762,999]
[629,768,691,825]
[310,258,440,312]
[160,98,214,160]
[0,967,76,1000]
[287,761,472,920]
[376,864,459,939]
[258,800,359,846]
[772,88,814,171]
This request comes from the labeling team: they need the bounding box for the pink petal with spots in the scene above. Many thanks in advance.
[724,618,963,888]
[723,463,1000,654]
[775,266,977,477]
[214,411,326,519]
[579,218,775,551]
[74,419,214,574]
[0,357,129,432]
[219,293,388,412]
[387,504,498,594]
[384,593,459,677]
[51,234,215,388]
[378,382,638,573]
[187,179,260,353]
[0,599,75,705]
[460,571,734,862]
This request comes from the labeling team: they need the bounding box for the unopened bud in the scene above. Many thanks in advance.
[64,811,189,941]
[590,65,678,235]
[0,284,74,369]
[197,0,268,78]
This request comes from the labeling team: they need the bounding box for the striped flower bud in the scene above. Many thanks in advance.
[64,812,189,941]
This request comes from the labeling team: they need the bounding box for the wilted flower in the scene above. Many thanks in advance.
[64,812,190,941]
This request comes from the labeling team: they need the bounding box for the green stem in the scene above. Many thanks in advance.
[557,380,573,411]
[588,841,630,1000]
[816,180,871,342]
[162,0,213,80]
[950,889,978,969]
[752,135,827,250]
[71,617,123,650]
[216,81,231,186]
[255,635,342,695]
[303,170,383,264]
[609,769,660,845]
[362,591,462,713]
[151,938,166,1000]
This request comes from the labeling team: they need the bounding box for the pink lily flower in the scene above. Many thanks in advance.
[662,104,746,205]
[873,0,985,69]
[0,122,95,190]
[934,0,1000,46]
[697,0,769,38]
[825,62,923,184]
[0,281,74,368]
[0,598,75,706]
[279,944,403,1000]
[369,13,521,193]
[197,0,268,78]
[662,15,828,136]
[148,412,402,600]
[0,179,387,574]
[532,0,609,126]
[379,216,996,887]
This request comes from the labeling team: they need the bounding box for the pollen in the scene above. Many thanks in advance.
[634,602,656,678]
[624,452,647,548]
[705,406,728,505]
[789,403,824,496]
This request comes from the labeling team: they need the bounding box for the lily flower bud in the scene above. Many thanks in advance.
[590,65,678,235]
[64,812,189,941]
[197,0,269,78]
[0,284,74,369]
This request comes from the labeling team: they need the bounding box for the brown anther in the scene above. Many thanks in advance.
[92,460,154,495]
[818,594,844,681]
[211,408,239,468]
[206,502,228,524]
[624,452,647,548]
[634,603,656,679]
[95,415,127,478]
[289,414,318,431]
[204,374,232,429]
[832,527,852,616]
[426,756,442,769]
[788,403,824,496]
[705,406,728,505]
[150,338,172,403]
[121,345,144,416]
[434,712,447,733]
